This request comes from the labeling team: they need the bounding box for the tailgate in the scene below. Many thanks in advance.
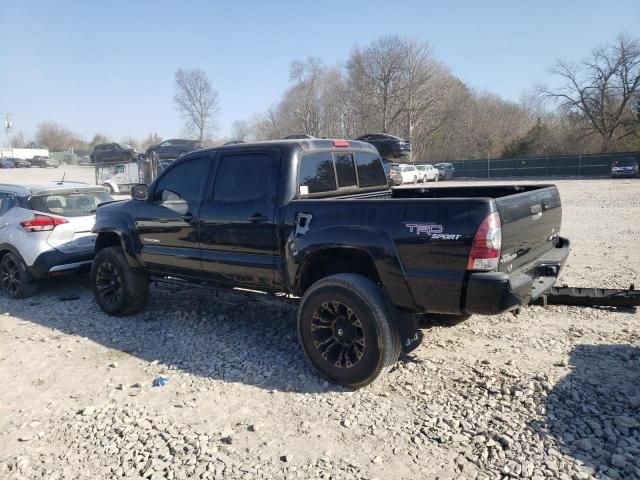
[495,185,562,272]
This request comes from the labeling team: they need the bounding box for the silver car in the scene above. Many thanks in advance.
[0,182,112,298]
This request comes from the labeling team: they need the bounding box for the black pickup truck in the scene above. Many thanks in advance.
[91,139,569,388]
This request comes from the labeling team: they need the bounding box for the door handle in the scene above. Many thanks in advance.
[248,214,268,224]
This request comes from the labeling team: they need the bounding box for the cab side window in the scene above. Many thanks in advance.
[212,153,272,203]
[152,157,210,202]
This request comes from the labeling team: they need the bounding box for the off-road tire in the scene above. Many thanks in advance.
[297,274,401,389]
[91,246,148,316]
[0,252,38,299]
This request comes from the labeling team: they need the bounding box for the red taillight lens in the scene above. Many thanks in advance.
[20,214,68,232]
[467,212,502,271]
[333,140,350,147]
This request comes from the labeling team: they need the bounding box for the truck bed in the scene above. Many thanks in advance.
[287,183,565,315]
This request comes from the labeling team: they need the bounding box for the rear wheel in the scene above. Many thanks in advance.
[0,253,38,299]
[298,274,400,389]
[91,246,149,316]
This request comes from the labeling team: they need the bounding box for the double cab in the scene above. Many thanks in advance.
[92,139,570,388]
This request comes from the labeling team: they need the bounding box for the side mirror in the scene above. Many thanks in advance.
[131,183,148,201]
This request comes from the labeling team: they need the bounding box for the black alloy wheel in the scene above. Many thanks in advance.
[1,255,22,296]
[95,261,123,307]
[311,301,366,369]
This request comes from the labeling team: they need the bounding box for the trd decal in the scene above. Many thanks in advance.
[404,223,461,240]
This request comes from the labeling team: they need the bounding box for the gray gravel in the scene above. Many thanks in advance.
[0,177,639,479]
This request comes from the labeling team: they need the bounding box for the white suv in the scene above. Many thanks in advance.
[0,182,112,298]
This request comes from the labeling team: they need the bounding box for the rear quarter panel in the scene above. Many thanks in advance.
[283,197,492,314]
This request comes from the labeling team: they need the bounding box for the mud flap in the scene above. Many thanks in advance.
[390,306,423,353]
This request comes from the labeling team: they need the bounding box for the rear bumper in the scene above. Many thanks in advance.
[28,250,95,280]
[464,237,570,315]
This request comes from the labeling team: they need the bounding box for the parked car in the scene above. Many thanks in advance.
[145,139,203,160]
[30,156,60,168]
[90,143,142,164]
[434,163,455,180]
[92,138,569,388]
[416,164,438,182]
[398,164,419,184]
[4,157,31,168]
[388,164,403,186]
[0,159,16,169]
[356,133,411,159]
[611,158,639,178]
[0,181,112,298]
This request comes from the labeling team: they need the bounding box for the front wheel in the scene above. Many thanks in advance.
[0,253,38,299]
[297,274,401,389]
[91,246,149,316]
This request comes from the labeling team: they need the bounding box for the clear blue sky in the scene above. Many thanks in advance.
[1,0,638,143]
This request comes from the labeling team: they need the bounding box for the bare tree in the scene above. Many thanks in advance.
[10,132,27,148]
[173,68,221,142]
[541,34,640,152]
[35,122,76,151]
[140,133,163,149]
[347,36,408,133]
[230,120,252,141]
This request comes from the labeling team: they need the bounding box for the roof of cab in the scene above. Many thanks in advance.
[193,138,379,155]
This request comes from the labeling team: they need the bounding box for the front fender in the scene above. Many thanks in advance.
[93,209,143,269]
[286,225,417,311]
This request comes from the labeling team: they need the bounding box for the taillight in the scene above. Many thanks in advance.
[333,140,350,147]
[20,214,68,232]
[467,211,502,271]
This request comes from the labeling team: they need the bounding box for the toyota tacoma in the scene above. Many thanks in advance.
[91,138,570,388]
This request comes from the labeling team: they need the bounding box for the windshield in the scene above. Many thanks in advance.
[30,192,112,217]
[613,159,637,166]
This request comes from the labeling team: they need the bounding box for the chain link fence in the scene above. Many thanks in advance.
[446,151,640,178]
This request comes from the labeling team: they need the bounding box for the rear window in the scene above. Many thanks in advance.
[334,153,357,188]
[298,152,337,194]
[298,150,387,195]
[355,152,387,187]
[30,192,112,217]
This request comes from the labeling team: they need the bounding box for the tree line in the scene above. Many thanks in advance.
[10,33,639,161]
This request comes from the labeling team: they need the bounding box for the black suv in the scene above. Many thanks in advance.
[90,143,141,164]
[356,133,411,159]
[145,139,202,160]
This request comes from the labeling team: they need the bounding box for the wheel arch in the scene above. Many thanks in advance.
[94,229,143,269]
[287,226,418,312]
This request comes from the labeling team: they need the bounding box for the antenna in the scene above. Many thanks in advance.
[58,172,66,185]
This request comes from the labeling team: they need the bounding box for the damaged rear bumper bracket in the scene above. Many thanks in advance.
[534,284,640,308]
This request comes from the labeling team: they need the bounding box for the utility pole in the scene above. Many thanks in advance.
[3,113,13,148]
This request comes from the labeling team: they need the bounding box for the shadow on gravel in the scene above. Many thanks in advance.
[5,275,343,394]
[534,344,640,479]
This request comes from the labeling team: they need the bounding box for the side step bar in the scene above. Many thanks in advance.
[536,284,640,308]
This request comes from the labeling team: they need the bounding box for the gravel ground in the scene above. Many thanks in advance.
[0,174,639,480]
